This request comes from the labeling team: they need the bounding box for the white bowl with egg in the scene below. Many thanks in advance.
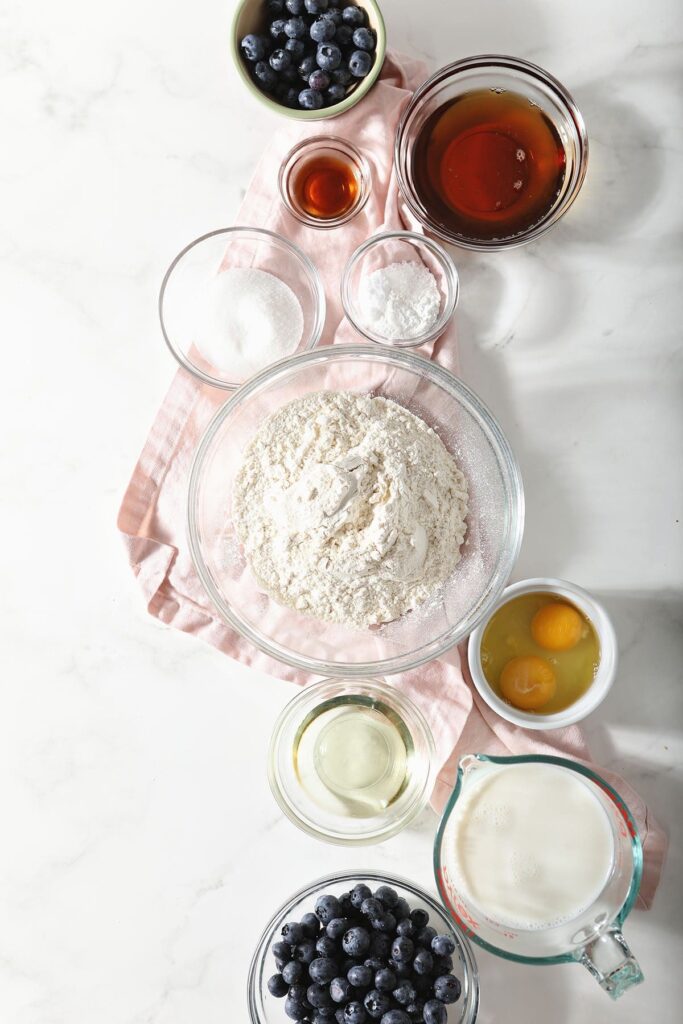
[467,577,618,730]
[268,677,436,845]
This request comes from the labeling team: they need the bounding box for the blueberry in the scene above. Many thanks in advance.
[370,913,396,934]
[332,65,352,85]
[285,0,306,12]
[393,982,417,1006]
[240,33,268,62]
[406,1001,426,1024]
[352,27,375,51]
[396,920,414,938]
[423,999,447,1024]
[348,963,373,988]
[282,960,305,985]
[316,42,342,70]
[391,937,414,963]
[328,0,341,5]
[410,909,429,930]
[374,887,399,909]
[370,933,391,958]
[327,917,349,939]
[412,949,433,976]
[348,49,372,77]
[380,1011,411,1024]
[389,960,411,980]
[285,995,307,1020]
[267,973,289,997]
[254,60,278,90]
[364,989,391,1019]
[298,86,324,109]
[341,5,365,27]
[339,892,355,917]
[431,934,456,957]
[432,954,453,975]
[336,1011,347,1024]
[343,926,371,957]
[308,69,330,91]
[305,0,328,11]
[316,895,343,924]
[360,898,383,919]
[330,976,353,1003]
[293,939,317,963]
[268,0,285,12]
[393,898,410,922]
[284,37,305,61]
[416,926,437,949]
[285,16,307,37]
[269,47,292,71]
[311,16,336,42]
[308,982,333,1008]
[310,958,339,984]
[323,8,343,27]
[316,935,338,958]
[288,982,309,1004]
[374,967,396,992]
[433,974,462,1004]
[296,912,319,939]
[314,1012,337,1024]
[273,940,291,960]
[364,956,387,972]
[299,54,319,78]
[270,18,288,41]
[343,1002,367,1024]
[350,884,373,909]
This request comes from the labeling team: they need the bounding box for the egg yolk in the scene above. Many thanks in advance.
[531,602,584,651]
[499,655,557,710]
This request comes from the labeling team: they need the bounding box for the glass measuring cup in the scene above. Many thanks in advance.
[434,754,644,999]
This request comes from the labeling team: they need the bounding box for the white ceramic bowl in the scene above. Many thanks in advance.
[467,577,617,729]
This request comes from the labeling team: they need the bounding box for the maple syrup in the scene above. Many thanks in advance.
[412,88,567,242]
[290,152,360,222]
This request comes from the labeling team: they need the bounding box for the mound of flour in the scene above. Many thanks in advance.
[233,391,468,628]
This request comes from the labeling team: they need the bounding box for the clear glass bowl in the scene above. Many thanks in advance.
[248,870,480,1024]
[278,136,372,229]
[341,230,459,348]
[268,677,436,845]
[159,227,326,390]
[187,345,524,677]
[395,55,589,251]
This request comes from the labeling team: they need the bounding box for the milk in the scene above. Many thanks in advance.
[444,762,615,930]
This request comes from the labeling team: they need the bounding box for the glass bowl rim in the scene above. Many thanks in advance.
[267,675,438,845]
[186,343,525,677]
[247,867,481,1024]
[394,53,589,252]
[340,230,460,348]
[433,753,643,966]
[278,135,373,229]
[158,225,326,390]
[466,577,618,730]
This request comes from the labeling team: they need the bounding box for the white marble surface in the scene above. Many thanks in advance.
[2,0,682,1021]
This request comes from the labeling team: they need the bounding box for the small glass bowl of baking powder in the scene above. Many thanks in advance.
[341,230,459,348]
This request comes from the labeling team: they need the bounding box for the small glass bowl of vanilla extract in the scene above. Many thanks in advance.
[279,136,372,229]
[395,56,588,250]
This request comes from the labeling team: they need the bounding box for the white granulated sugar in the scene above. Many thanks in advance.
[197,267,303,378]
[358,260,441,341]
[233,391,468,629]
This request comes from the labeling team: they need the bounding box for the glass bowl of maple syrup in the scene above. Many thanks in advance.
[279,136,372,229]
[395,55,588,251]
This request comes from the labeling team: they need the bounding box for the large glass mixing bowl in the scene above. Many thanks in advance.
[187,346,524,677]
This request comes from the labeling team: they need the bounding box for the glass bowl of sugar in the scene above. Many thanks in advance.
[159,226,326,390]
[341,230,459,348]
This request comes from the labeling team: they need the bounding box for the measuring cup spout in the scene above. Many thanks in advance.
[579,926,644,999]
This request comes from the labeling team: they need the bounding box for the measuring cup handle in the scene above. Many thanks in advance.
[579,927,644,999]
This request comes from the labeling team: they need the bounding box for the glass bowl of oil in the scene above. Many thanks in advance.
[467,577,618,729]
[278,136,372,228]
[268,677,436,845]
[395,56,588,251]
[248,869,480,1024]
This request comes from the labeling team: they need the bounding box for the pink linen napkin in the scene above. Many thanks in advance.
[117,52,666,907]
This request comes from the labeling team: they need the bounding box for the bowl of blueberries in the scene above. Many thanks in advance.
[232,0,386,117]
[248,871,480,1024]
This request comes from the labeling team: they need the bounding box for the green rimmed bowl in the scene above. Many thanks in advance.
[230,0,387,121]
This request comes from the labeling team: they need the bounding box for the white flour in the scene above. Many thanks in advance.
[233,391,468,628]
[358,261,441,341]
